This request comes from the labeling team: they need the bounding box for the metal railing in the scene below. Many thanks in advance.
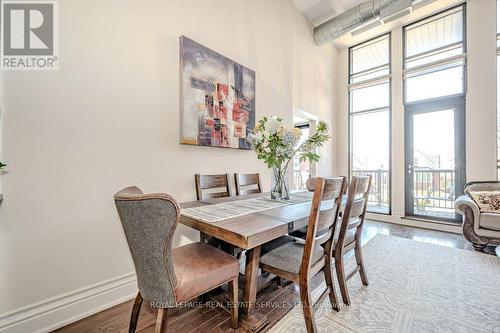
[412,168,455,214]
[352,170,390,212]
[353,168,455,215]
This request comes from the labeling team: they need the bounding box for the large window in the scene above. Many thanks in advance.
[403,6,466,103]
[349,34,391,214]
[403,5,466,221]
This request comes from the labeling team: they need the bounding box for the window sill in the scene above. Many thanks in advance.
[401,215,461,226]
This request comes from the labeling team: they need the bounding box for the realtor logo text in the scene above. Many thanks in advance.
[1,1,59,70]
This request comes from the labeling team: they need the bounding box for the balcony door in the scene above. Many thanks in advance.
[404,97,465,222]
[403,5,466,222]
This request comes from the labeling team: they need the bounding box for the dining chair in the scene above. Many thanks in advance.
[334,175,371,306]
[289,177,318,239]
[195,174,231,246]
[195,173,231,200]
[306,177,316,192]
[259,177,347,333]
[114,186,239,332]
[234,173,261,196]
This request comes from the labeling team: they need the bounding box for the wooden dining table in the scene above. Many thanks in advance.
[179,192,328,332]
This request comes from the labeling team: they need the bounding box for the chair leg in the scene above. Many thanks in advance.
[299,281,318,333]
[155,308,168,333]
[229,278,239,329]
[129,292,143,333]
[323,257,340,312]
[335,253,350,306]
[354,240,369,286]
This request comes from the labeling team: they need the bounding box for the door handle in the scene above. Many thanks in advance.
[408,164,416,174]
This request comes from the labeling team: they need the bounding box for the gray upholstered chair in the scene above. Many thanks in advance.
[114,187,239,333]
[259,177,347,333]
[455,181,500,251]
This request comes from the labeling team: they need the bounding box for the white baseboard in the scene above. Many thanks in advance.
[367,213,462,234]
[0,272,138,333]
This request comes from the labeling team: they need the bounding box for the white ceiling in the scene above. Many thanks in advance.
[292,0,365,26]
[293,0,463,48]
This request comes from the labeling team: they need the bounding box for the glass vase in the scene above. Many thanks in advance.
[271,166,289,200]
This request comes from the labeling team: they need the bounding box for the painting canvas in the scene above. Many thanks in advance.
[180,36,256,150]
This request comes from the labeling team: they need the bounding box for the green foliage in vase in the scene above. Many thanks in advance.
[248,116,330,171]
[0,162,6,171]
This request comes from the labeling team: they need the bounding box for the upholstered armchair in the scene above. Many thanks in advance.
[455,181,500,251]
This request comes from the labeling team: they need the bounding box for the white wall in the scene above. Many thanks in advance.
[292,8,339,177]
[465,0,498,181]
[0,0,338,323]
[334,0,498,222]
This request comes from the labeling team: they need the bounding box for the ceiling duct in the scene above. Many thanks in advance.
[313,0,436,45]
[380,0,412,23]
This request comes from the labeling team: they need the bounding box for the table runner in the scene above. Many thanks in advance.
[181,195,311,223]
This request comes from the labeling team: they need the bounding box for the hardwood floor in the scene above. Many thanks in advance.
[53,220,481,333]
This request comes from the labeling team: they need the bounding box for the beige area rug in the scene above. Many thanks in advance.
[269,235,500,333]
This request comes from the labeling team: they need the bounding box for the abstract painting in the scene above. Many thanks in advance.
[180,36,255,150]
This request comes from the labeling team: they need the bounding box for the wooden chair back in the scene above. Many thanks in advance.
[234,173,262,196]
[301,177,347,275]
[195,174,231,201]
[336,175,371,253]
[305,177,316,192]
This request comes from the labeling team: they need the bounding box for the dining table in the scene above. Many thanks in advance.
[179,191,337,332]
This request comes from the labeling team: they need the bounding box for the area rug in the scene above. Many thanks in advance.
[269,235,500,333]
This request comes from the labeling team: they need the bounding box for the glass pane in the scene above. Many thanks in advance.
[351,67,390,83]
[405,9,463,58]
[351,110,390,214]
[412,110,456,219]
[292,126,310,192]
[351,82,390,112]
[351,35,389,74]
[406,66,463,103]
[406,45,463,69]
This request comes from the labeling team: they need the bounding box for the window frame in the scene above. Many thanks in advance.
[402,4,467,106]
[348,32,392,216]
[402,4,467,223]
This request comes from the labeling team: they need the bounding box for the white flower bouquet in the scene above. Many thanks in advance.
[249,116,330,199]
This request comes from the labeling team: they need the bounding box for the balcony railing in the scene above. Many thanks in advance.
[353,168,455,217]
[352,170,390,213]
[412,168,455,217]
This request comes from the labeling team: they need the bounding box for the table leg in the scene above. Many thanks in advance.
[241,246,267,331]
